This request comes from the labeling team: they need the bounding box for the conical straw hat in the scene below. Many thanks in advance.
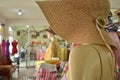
[36,0,117,50]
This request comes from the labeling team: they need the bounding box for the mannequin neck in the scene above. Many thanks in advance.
[50,36,54,41]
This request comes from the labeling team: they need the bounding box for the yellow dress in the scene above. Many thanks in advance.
[59,47,67,61]
[44,39,59,60]
[35,39,60,70]
[67,44,115,80]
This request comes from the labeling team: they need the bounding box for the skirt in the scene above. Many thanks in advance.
[67,44,115,80]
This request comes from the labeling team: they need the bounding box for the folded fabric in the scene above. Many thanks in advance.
[36,68,58,80]
[39,63,57,72]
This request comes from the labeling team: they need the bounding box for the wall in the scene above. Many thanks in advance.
[13,26,49,48]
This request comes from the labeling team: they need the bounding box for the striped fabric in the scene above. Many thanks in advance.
[36,68,58,80]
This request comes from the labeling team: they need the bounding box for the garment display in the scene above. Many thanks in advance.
[11,40,18,55]
[59,47,67,61]
[37,0,116,80]
[30,48,36,60]
[6,40,12,65]
[5,40,10,56]
[108,32,120,80]
[44,39,59,60]
[36,46,46,60]
[36,68,58,80]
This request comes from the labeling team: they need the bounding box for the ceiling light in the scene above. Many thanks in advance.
[18,10,22,15]
[26,25,30,28]
[9,27,13,31]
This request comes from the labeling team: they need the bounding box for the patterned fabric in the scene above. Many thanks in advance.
[36,68,58,80]
[108,32,120,80]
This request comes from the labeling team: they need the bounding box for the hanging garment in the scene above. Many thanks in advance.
[44,39,59,60]
[36,47,45,60]
[11,40,18,55]
[108,32,120,80]
[30,48,36,60]
[5,40,10,56]
[36,47,41,60]
[6,40,12,65]
[59,47,67,61]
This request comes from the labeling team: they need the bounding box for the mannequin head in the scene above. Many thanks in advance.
[47,31,55,41]
[45,28,56,41]
[47,31,53,39]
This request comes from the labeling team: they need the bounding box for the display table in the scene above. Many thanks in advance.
[0,65,12,80]
[35,59,60,71]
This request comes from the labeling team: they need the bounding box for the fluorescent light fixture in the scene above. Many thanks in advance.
[118,29,120,32]
[9,27,13,31]
[26,25,30,28]
[18,10,22,15]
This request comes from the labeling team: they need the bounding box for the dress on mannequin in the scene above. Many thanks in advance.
[45,39,59,60]
[44,31,59,60]
[11,40,18,55]
[6,40,10,56]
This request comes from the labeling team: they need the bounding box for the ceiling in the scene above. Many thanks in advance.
[0,0,49,28]
[0,0,120,29]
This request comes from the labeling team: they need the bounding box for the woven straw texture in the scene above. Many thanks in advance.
[36,0,117,50]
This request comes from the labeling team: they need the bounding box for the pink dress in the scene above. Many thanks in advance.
[36,47,45,60]
[108,32,120,80]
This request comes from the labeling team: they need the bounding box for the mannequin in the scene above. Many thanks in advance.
[44,28,59,60]
[37,0,116,80]
[11,40,18,55]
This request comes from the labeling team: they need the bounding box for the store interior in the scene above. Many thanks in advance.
[0,0,120,80]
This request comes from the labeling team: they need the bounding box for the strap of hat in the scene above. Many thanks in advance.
[96,16,116,79]
[96,17,114,56]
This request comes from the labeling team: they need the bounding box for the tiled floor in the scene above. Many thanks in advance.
[12,60,36,80]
